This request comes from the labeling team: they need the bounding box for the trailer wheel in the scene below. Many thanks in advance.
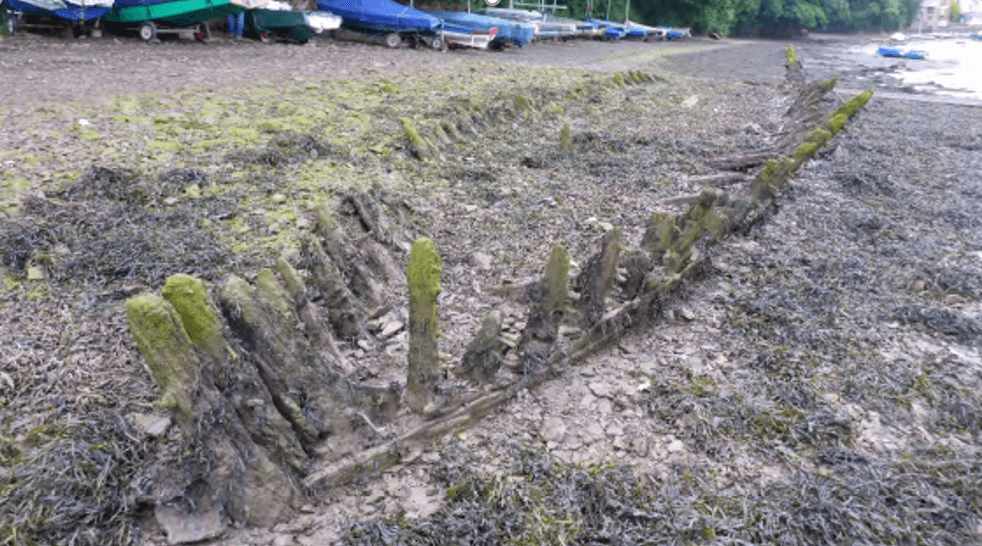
[138,21,156,41]
[6,13,17,35]
[384,32,401,48]
[429,35,444,51]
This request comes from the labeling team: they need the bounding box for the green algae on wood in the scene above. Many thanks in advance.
[161,274,222,348]
[406,237,442,413]
[459,311,504,384]
[559,122,572,153]
[400,117,435,161]
[125,294,199,421]
[577,227,622,325]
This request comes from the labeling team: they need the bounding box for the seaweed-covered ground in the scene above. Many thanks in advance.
[1,32,981,545]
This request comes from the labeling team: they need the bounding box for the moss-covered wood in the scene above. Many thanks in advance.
[219,273,353,449]
[519,244,570,373]
[124,294,199,422]
[302,234,366,340]
[576,227,622,325]
[125,278,303,535]
[459,311,504,384]
[406,237,442,413]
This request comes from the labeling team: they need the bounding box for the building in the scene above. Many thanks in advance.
[959,0,982,24]
[916,0,950,29]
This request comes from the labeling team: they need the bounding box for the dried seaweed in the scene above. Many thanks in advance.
[0,416,148,546]
[344,445,982,546]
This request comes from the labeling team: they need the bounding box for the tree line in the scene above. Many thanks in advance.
[547,0,921,35]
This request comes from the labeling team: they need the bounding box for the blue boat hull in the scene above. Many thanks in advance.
[878,46,925,60]
[317,0,437,33]
[2,0,109,21]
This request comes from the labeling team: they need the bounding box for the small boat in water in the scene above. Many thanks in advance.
[877,46,926,60]
[1,0,112,22]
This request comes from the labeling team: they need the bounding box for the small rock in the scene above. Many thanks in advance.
[378,321,404,341]
[471,252,493,271]
[26,265,46,281]
[272,193,287,203]
[162,196,179,206]
[588,382,611,398]
[540,416,567,442]
[598,221,614,232]
[580,393,597,409]
[281,247,301,265]
[666,438,686,453]
[295,216,311,230]
[911,279,926,292]
[462,204,479,213]
[129,412,172,438]
[272,535,295,546]
[184,184,201,198]
[944,294,967,305]
[606,424,624,437]
[681,95,699,108]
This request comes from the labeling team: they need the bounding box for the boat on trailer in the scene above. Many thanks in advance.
[317,0,444,49]
[427,11,534,48]
[104,0,267,40]
[245,0,340,43]
[0,0,111,23]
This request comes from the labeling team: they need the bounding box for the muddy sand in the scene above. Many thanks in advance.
[1,31,981,546]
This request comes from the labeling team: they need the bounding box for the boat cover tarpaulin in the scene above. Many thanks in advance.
[2,0,111,21]
[316,0,437,33]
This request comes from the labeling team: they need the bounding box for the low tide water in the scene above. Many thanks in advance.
[851,35,982,99]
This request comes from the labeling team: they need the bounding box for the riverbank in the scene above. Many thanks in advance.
[1,35,980,545]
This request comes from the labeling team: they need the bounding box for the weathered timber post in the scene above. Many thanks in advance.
[559,122,572,153]
[576,227,622,325]
[275,254,347,368]
[125,294,199,425]
[406,237,442,413]
[459,311,504,384]
[126,275,302,540]
[519,244,570,373]
[302,234,366,339]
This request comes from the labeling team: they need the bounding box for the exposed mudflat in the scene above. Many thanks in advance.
[1,29,980,546]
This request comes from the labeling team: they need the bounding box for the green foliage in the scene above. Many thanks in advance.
[739,0,919,34]
[950,0,961,21]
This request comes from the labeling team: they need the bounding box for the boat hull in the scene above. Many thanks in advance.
[2,0,110,22]
[105,0,262,25]
[428,10,533,47]
[316,0,437,34]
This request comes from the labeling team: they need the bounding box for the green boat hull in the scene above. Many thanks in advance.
[105,0,247,26]
[248,9,313,42]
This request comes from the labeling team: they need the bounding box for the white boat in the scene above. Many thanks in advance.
[442,26,497,48]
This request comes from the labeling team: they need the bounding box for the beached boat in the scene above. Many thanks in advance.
[480,6,540,22]
[585,18,637,39]
[105,0,267,40]
[441,21,496,48]
[877,46,926,60]
[427,11,533,48]
[317,0,442,48]
[1,0,112,22]
[544,14,603,38]
[246,0,340,42]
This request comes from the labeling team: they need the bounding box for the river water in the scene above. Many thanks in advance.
[849,35,982,100]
